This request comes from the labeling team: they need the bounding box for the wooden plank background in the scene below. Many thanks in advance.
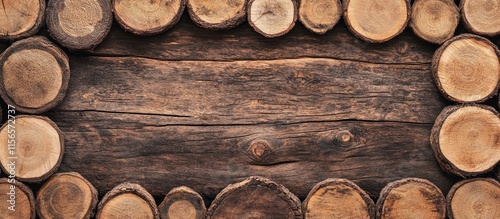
[3,14,499,201]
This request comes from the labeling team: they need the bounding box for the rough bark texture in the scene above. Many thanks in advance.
[303,178,375,219]
[248,0,298,38]
[113,0,186,35]
[158,186,206,219]
[187,0,247,29]
[344,0,411,43]
[46,0,113,50]
[0,178,36,219]
[446,178,500,219]
[0,0,45,41]
[409,0,460,44]
[0,36,70,114]
[205,176,302,219]
[376,178,446,219]
[298,0,342,34]
[36,172,98,219]
[460,0,500,37]
[430,104,500,178]
[0,116,64,183]
[96,182,159,219]
[431,34,500,103]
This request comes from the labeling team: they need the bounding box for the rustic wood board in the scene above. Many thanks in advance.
[5,15,492,200]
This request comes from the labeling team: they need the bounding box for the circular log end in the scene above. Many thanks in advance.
[248,0,298,38]
[159,186,206,219]
[460,0,500,37]
[299,0,342,34]
[0,0,45,41]
[409,0,460,44]
[97,182,159,219]
[447,178,500,219]
[0,178,35,219]
[187,0,247,30]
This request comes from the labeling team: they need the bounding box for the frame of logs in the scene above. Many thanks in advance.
[0,0,499,218]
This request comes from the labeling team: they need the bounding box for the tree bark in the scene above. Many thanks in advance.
[0,178,35,219]
[0,36,70,114]
[460,0,500,37]
[446,178,500,219]
[205,176,302,219]
[36,172,98,219]
[298,0,342,34]
[430,104,500,177]
[248,0,298,38]
[431,34,500,103]
[409,0,459,44]
[0,0,45,41]
[187,0,247,29]
[343,0,410,43]
[46,0,113,50]
[0,116,64,183]
[376,178,446,219]
[96,182,160,219]
[303,178,375,219]
[159,186,206,219]
[113,0,186,35]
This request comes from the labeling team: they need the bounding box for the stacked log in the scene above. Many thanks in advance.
[302,179,375,219]
[409,0,459,44]
[206,176,302,219]
[460,0,500,36]
[158,186,206,219]
[0,0,45,41]
[298,0,342,34]
[96,183,159,219]
[0,116,64,183]
[187,0,247,29]
[46,0,113,50]
[248,0,298,37]
[113,0,186,35]
[0,178,35,219]
[446,178,500,219]
[376,178,446,219]
[0,36,70,114]
[36,172,98,219]
[432,34,500,103]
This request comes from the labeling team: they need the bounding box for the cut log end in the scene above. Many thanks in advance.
[344,0,410,43]
[113,0,186,35]
[431,105,500,177]
[248,0,298,38]
[0,178,35,219]
[36,172,98,219]
[46,0,113,50]
[206,176,302,219]
[432,34,500,103]
[0,116,64,183]
[376,178,446,219]
[158,186,206,219]
[447,178,500,219]
[460,0,500,37]
[409,0,460,44]
[298,0,342,34]
[187,0,247,30]
[96,183,159,219]
[303,179,375,219]
[0,0,45,41]
[0,36,70,114]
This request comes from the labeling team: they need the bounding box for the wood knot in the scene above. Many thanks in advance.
[335,130,355,146]
[248,141,273,161]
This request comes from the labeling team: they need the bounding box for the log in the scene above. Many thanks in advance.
[187,0,246,29]
[0,116,64,183]
[0,0,45,41]
[158,186,206,219]
[96,182,160,219]
[248,0,298,38]
[302,178,375,219]
[205,176,302,219]
[376,178,446,219]
[298,0,342,34]
[430,104,500,177]
[460,0,500,37]
[432,34,500,103]
[343,0,410,43]
[446,178,500,219]
[0,36,70,114]
[46,0,113,50]
[36,172,98,219]
[0,178,35,219]
[409,0,459,44]
[113,0,186,35]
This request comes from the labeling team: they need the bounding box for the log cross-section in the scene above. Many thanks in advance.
[0,0,45,41]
